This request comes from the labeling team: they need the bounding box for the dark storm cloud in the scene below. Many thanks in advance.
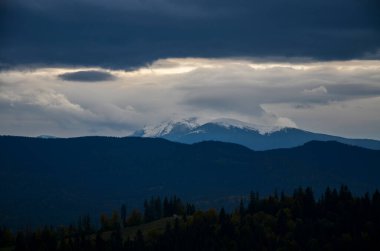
[1,0,380,69]
[58,70,116,82]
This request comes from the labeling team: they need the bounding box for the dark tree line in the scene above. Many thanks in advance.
[144,196,196,223]
[2,186,380,250]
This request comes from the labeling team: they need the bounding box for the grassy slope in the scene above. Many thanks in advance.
[99,216,179,241]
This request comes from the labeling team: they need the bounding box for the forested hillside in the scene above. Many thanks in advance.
[1,186,380,250]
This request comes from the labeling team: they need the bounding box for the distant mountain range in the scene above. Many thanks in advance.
[132,118,380,150]
[1,136,379,229]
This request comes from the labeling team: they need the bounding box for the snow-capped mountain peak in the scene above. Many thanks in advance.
[131,117,380,151]
[134,117,285,138]
[139,117,200,137]
[209,118,284,134]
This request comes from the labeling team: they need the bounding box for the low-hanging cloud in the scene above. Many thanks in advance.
[0,58,380,139]
[58,70,116,82]
[303,86,328,95]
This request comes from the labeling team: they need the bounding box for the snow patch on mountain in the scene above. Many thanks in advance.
[185,129,206,135]
[210,118,284,135]
[140,117,200,137]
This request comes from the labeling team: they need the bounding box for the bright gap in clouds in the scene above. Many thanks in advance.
[0,58,380,139]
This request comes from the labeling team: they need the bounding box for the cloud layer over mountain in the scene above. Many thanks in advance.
[1,59,379,139]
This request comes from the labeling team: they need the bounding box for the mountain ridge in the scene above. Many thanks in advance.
[132,118,380,150]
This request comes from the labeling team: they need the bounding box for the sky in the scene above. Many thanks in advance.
[0,0,380,139]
